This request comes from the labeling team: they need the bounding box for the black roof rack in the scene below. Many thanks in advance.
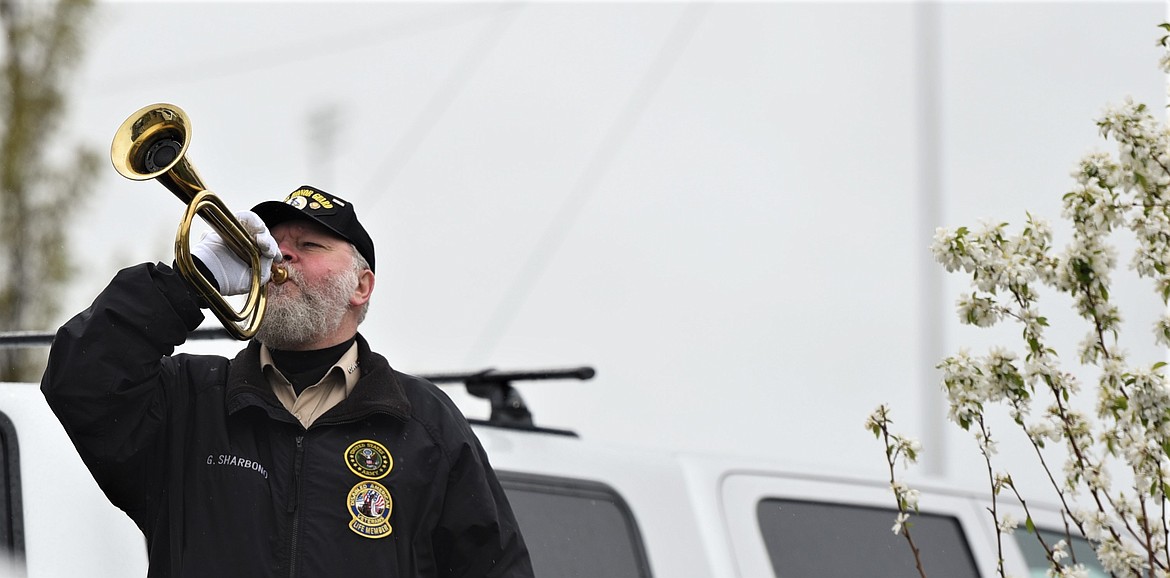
[422,367,595,437]
[0,328,232,348]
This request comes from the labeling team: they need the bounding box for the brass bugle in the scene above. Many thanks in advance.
[111,103,287,339]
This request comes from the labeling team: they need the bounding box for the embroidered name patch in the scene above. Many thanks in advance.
[348,480,393,538]
[205,453,269,479]
[345,440,392,480]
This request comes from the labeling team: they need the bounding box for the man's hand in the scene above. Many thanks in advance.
[190,211,283,296]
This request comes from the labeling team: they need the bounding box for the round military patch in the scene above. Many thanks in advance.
[345,439,393,480]
[347,480,393,539]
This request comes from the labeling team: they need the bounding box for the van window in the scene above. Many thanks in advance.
[757,499,978,578]
[1014,528,1107,578]
[0,411,23,572]
[498,472,651,578]
[0,413,21,547]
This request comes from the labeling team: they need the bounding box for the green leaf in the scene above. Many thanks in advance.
[1073,259,1094,286]
[1025,516,1035,534]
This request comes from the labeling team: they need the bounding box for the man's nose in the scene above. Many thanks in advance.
[277,241,297,262]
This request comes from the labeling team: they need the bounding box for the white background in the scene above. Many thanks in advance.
[40,0,1170,493]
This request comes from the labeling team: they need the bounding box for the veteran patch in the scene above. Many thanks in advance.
[287,187,336,211]
[348,480,393,538]
[345,439,393,480]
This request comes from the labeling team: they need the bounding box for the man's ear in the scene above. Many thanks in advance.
[351,269,374,307]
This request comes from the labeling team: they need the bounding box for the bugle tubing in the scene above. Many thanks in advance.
[110,103,286,340]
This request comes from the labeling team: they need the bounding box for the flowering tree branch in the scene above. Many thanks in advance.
[866,405,928,578]
[871,22,1170,578]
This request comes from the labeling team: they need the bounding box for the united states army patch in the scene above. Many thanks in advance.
[347,480,393,539]
[345,439,392,480]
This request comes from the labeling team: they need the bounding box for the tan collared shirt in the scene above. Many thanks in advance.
[261,342,361,428]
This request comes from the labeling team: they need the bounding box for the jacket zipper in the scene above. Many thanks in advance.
[288,434,305,578]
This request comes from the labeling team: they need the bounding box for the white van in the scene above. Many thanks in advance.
[439,367,1108,578]
[0,362,1107,577]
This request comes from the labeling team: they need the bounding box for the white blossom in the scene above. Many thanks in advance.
[1077,509,1110,543]
[984,347,1025,403]
[1025,419,1061,446]
[939,350,985,430]
[956,294,1001,327]
[891,481,920,511]
[976,430,998,456]
[1051,539,1070,563]
[932,227,976,274]
[1096,536,1145,576]
[997,512,1019,534]
[1017,306,1048,342]
[1047,564,1089,578]
[1155,315,1170,348]
[891,511,909,535]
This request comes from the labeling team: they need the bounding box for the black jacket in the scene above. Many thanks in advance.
[41,263,533,577]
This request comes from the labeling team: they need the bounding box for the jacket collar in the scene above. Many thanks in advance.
[225,333,412,424]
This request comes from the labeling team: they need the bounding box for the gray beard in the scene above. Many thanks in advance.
[256,266,357,350]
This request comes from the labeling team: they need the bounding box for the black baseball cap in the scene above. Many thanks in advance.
[252,185,376,273]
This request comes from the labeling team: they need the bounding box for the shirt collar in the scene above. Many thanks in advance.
[260,341,361,395]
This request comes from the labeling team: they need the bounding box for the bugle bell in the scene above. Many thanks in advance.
[110,103,287,340]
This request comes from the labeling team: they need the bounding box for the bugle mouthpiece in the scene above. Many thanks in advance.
[271,264,289,285]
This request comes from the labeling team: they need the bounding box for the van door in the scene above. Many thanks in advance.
[498,471,653,578]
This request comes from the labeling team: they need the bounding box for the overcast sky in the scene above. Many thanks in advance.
[43,1,1169,490]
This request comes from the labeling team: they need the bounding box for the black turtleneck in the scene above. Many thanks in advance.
[177,256,356,395]
[269,337,356,395]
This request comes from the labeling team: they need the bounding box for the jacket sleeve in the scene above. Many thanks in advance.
[433,423,534,578]
[40,262,205,519]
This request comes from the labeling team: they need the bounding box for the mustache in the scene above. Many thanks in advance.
[270,266,305,292]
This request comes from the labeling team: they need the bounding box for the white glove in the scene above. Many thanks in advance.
[191,210,283,296]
